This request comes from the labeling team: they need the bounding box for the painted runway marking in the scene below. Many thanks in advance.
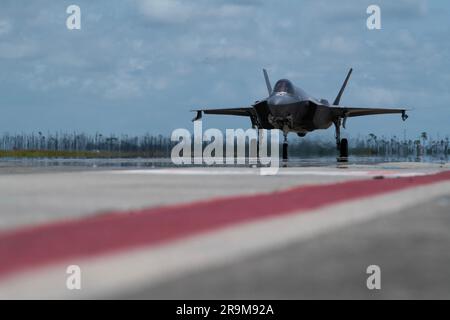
[0,171,449,280]
[107,168,433,178]
[2,180,450,299]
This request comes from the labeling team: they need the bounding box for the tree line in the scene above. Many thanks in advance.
[0,132,175,157]
[0,131,448,159]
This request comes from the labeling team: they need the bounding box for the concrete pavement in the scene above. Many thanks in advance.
[126,195,450,299]
[0,162,449,299]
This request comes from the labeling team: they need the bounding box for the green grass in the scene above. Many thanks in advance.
[0,150,168,159]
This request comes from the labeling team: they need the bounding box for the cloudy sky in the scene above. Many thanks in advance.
[0,0,449,139]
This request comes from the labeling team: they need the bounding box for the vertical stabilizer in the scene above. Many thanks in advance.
[263,69,272,95]
[333,68,353,105]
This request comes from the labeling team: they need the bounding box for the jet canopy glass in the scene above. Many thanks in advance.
[273,79,295,94]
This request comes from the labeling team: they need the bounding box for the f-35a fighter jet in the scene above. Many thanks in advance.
[192,68,408,160]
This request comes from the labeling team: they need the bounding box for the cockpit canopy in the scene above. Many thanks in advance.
[273,79,295,95]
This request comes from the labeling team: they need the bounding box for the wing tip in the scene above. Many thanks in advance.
[191,110,203,122]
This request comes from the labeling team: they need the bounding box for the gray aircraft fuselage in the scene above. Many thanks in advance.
[259,79,333,135]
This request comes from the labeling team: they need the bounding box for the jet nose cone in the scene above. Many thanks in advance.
[268,96,284,106]
[268,94,299,106]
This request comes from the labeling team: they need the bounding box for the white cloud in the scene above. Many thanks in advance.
[137,0,194,23]
[385,0,428,18]
[0,0,447,135]
[351,86,402,106]
[0,19,11,35]
[206,43,256,61]
[104,74,143,99]
[136,0,253,24]
[396,30,417,48]
[319,36,359,55]
[0,42,36,59]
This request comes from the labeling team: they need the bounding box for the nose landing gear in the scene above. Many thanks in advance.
[282,132,288,161]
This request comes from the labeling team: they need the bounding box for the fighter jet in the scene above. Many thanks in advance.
[192,68,408,160]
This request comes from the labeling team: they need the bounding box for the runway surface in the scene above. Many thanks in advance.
[0,161,449,299]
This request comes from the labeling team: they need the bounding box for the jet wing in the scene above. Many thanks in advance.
[331,106,408,119]
[192,107,255,121]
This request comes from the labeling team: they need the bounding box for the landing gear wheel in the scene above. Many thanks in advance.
[282,133,288,161]
[339,138,348,160]
[282,142,288,161]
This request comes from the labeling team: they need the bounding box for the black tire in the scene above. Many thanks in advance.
[339,138,349,158]
[282,143,288,161]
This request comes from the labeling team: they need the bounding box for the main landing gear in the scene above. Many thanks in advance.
[334,119,348,162]
[282,132,288,161]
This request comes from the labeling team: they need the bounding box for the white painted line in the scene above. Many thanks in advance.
[105,168,434,178]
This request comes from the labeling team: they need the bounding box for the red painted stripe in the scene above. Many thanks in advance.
[0,171,449,279]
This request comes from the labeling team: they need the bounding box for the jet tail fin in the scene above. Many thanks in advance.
[263,69,272,95]
[333,68,353,105]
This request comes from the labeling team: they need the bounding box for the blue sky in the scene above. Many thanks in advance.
[0,0,449,140]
